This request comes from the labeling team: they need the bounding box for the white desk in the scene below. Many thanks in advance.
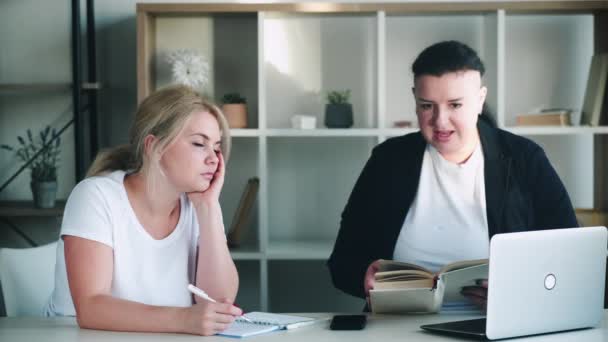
[1,312,607,341]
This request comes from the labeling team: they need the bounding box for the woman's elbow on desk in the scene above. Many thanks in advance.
[73,295,106,330]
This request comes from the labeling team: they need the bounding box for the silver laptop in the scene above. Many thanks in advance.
[421,226,607,340]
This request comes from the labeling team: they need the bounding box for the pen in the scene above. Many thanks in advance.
[187,284,254,323]
[284,317,330,330]
[284,320,317,330]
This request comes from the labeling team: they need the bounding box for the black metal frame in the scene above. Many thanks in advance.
[0,0,98,192]
[0,0,98,247]
[86,0,99,158]
[72,0,99,180]
[71,0,85,180]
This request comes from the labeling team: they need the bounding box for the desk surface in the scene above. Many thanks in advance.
[1,312,607,341]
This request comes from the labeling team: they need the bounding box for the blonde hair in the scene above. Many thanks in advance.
[87,85,231,178]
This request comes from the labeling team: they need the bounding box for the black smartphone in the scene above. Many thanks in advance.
[330,314,367,330]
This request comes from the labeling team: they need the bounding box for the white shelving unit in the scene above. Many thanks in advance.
[137,1,608,312]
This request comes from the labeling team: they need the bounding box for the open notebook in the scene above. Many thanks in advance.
[219,312,325,338]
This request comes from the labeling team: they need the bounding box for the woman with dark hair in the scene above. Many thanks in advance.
[327,40,577,309]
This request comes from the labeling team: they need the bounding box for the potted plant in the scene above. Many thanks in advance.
[1,126,61,208]
[220,92,248,129]
[325,89,353,128]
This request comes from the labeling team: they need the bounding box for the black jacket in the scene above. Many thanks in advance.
[327,120,578,299]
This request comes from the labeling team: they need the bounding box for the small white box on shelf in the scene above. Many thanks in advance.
[291,115,316,129]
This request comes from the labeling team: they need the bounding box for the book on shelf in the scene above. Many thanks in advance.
[580,53,608,126]
[516,109,572,126]
[227,177,259,248]
[575,208,608,227]
[369,258,488,314]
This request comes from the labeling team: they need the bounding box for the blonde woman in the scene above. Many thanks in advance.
[44,85,242,336]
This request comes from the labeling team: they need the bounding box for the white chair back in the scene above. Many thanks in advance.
[0,242,58,316]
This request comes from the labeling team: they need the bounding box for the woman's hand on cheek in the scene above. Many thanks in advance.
[187,151,225,207]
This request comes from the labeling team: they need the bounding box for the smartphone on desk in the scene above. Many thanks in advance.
[330,315,367,330]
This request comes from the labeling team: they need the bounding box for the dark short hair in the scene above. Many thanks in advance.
[412,40,485,79]
[412,40,496,127]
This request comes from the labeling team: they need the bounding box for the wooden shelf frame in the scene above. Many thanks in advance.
[137,1,608,312]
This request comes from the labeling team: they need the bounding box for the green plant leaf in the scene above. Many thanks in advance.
[221,92,246,104]
[326,89,351,104]
[5,126,62,181]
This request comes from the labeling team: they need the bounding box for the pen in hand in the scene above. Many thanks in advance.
[187,284,254,323]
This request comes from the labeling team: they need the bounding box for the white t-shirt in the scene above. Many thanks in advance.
[44,170,200,316]
[393,144,489,273]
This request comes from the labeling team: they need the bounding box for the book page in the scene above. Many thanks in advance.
[438,258,488,274]
[377,259,433,274]
[441,263,489,302]
[374,278,434,290]
[370,285,443,313]
[375,269,434,281]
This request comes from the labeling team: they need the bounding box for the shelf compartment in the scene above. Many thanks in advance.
[139,12,259,128]
[504,14,593,127]
[222,138,260,251]
[263,12,378,129]
[267,137,375,243]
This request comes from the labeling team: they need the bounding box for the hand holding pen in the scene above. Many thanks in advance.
[188,284,254,323]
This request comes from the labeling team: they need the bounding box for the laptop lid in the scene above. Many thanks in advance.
[421,227,607,340]
[485,226,607,340]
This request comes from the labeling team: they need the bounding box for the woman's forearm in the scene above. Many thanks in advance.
[195,200,239,302]
[76,294,186,333]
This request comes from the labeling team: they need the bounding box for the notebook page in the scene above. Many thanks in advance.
[218,321,279,338]
[239,312,315,328]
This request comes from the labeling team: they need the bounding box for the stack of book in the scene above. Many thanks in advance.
[516,109,572,126]
[516,53,608,127]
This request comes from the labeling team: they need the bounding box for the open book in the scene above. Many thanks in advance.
[219,312,327,338]
[370,259,488,314]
